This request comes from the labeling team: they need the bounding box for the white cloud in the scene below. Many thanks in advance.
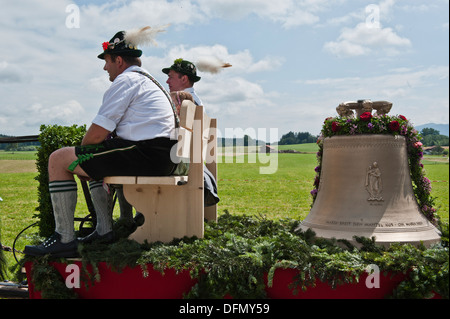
[324,22,412,57]
[246,56,285,73]
[296,65,449,130]
[25,100,86,126]
[87,76,111,93]
[195,0,329,28]
[0,61,30,83]
[196,0,293,20]
[303,66,448,94]
[142,44,284,77]
[80,0,206,32]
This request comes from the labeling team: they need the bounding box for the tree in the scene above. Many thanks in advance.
[5,143,18,152]
[279,131,317,145]
[243,135,250,147]
[421,128,449,147]
[421,128,441,136]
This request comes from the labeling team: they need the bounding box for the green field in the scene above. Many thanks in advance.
[0,151,37,160]
[1,146,449,280]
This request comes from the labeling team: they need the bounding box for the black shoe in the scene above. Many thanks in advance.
[24,233,78,258]
[125,213,145,234]
[134,212,145,227]
[78,230,114,244]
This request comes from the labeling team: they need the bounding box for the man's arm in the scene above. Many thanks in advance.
[82,124,110,146]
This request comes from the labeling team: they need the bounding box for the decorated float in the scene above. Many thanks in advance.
[23,101,448,299]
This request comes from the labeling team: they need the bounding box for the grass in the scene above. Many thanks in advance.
[217,153,316,219]
[0,150,37,160]
[1,145,448,281]
[276,143,319,153]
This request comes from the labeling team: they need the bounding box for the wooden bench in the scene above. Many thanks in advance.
[104,101,217,243]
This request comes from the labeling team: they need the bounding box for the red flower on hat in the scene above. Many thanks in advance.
[102,42,110,51]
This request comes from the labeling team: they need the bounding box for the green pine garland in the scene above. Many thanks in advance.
[25,212,449,299]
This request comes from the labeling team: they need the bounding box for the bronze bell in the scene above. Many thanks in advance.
[299,102,441,247]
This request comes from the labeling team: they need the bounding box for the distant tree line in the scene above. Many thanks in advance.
[277,127,448,147]
[278,131,317,145]
[1,126,448,151]
[420,128,449,147]
[0,134,40,151]
[219,135,266,147]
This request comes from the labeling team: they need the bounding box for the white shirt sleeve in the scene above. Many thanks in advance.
[92,75,134,132]
[91,66,175,141]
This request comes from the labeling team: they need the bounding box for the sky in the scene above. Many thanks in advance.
[0,0,448,142]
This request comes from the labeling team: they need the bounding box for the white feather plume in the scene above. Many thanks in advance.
[124,25,169,47]
[196,56,232,74]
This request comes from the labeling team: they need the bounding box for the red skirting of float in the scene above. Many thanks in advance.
[25,262,441,299]
[24,261,197,299]
[265,268,408,299]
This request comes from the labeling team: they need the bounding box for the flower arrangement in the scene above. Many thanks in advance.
[312,112,439,226]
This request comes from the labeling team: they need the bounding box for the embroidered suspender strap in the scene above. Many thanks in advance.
[68,145,137,172]
[133,70,180,128]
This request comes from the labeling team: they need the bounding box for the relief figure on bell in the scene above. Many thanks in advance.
[366,162,383,201]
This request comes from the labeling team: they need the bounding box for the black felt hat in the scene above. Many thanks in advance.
[98,31,142,60]
[162,58,201,82]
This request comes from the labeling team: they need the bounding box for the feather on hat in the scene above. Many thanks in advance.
[162,57,232,82]
[124,25,169,47]
[196,56,232,74]
[98,25,169,59]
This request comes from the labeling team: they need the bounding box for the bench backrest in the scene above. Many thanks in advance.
[175,100,217,175]
[179,100,217,222]
[175,101,196,161]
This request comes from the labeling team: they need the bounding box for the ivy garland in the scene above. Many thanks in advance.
[312,112,440,226]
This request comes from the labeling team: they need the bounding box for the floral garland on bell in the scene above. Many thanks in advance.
[311,112,439,226]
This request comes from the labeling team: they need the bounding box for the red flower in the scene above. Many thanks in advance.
[102,42,110,51]
[332,121,341,132]
[389,120,400,131]
[360,112,372,121]
[399,115,407,121]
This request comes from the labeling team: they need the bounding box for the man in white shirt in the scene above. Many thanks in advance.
[25,30,177,258]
